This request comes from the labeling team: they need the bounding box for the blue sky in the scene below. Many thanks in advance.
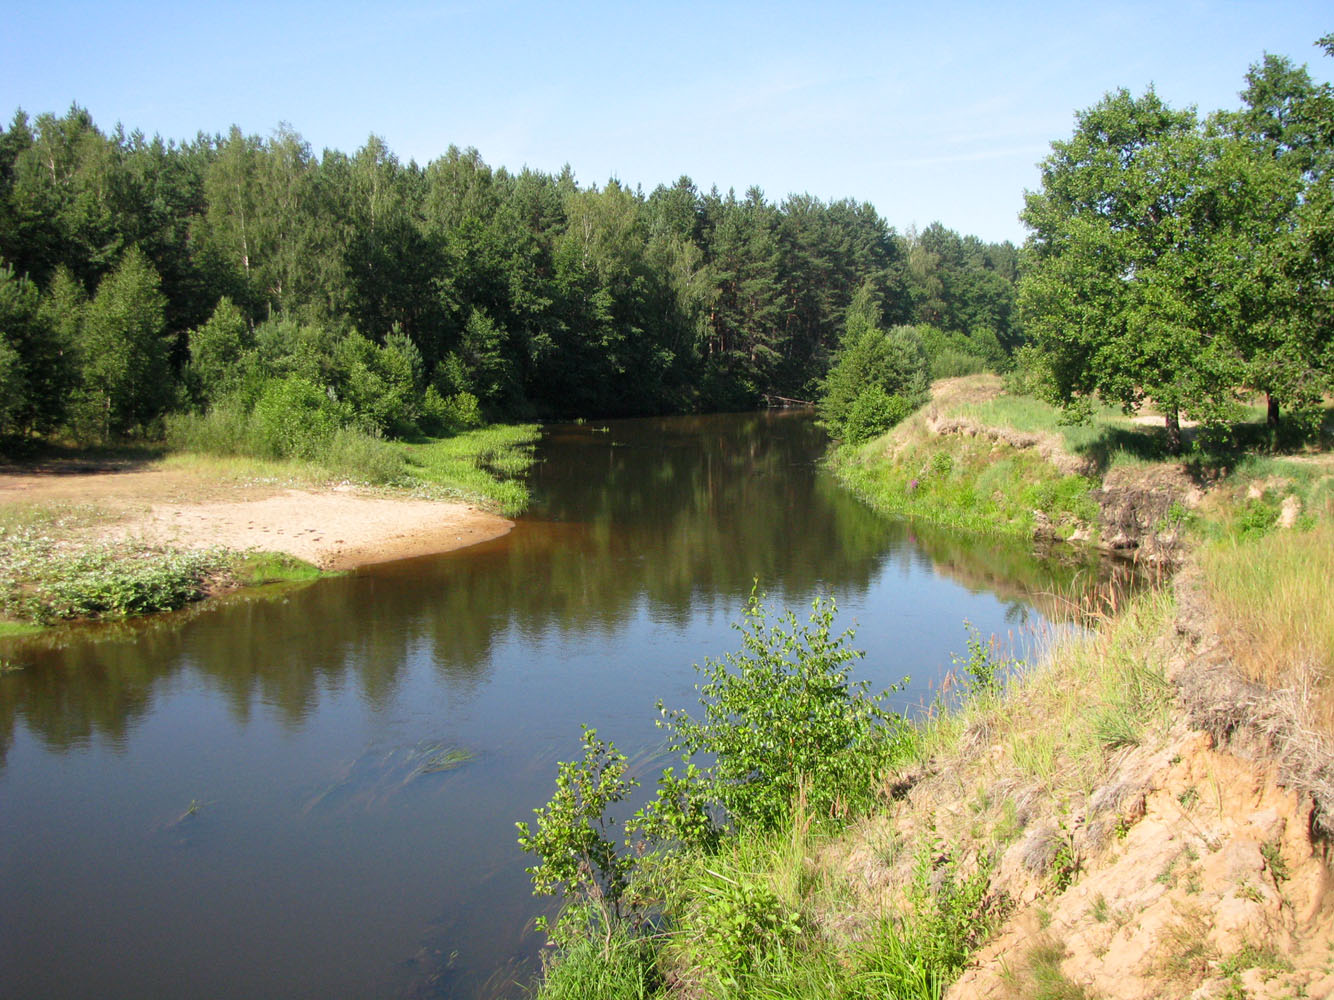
[3,1,1330,244]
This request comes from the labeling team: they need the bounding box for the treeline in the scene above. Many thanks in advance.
[0,108,1020,447]
[1019,37,1334,451]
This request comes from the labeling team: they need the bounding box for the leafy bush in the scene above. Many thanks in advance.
[681,855,804,978]
[659,593,905,830]
[918,324,1008,380]
[820,285,930,440]
[1233,495,1279,537]
[843,387,920,444]
[517,727,639,947]
[250,376,344,460]
[2,541,226,624]
[420,387,485,436]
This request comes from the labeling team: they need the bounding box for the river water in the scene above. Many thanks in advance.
[0,411,1111,999]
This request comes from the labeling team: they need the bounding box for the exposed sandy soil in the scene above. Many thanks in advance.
[0,463,513,570]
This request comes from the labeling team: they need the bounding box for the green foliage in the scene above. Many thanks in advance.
[659,592,904,831]
[917,324,1008,379]
[520,602,1014,999]
[421,386,483,434]
[954,623,1008,700]
[516,727,639,946]
[819,287,930,441]
[849,847,996,1000]
[1022,474,1099,523]
[625,764,717,853]
[232,551,323,587]
[1260,839,1289,882]
[685,860,805,979]
[0,103,1026,442]
[533,925,663,1000]
[0,528,226,625]
[399,424,538,514]
[1233,495,1279,538]
[842,386,918,444]
[250,375,344,461]
[1048,824,1081,891]
[334,329,423,436]
[833,420,1100,540]
[74,246,172,440]
[186,296,253,404]
[1020,52,1334,448]
[0,260,69,438]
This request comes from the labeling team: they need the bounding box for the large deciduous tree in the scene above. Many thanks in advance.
[1019,88,1239,451]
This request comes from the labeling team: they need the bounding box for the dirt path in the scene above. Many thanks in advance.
[0,464,514,570]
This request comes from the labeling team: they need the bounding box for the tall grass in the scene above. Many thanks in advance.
[957,395,1165,472]
[166,408,539,514]
[833,416,1099,539]
[401,425,539,516]
[909,588,1177,793]
[1201,523,1334,730]
[533,926,662,1000]
[166,407,405,483]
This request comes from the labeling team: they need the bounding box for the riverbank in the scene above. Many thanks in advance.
[836,380,1334,998]
[526,379,1334,1000]
[0,426,536,630]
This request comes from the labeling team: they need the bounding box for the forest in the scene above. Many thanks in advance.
[2,39,1332,462]
[0,108,1017,455]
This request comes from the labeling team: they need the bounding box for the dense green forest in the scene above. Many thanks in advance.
[3,38,1331,461]
[0,108,1018,452]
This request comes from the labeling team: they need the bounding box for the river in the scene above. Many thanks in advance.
[0,411,1113,999]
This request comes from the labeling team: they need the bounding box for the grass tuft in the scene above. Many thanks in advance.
[1201,523,1334,731]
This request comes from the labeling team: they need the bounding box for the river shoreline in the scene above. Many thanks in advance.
[0,462,517,633]
[1,464,516,571]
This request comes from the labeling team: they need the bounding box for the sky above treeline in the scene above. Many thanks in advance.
[3,1,1331,245]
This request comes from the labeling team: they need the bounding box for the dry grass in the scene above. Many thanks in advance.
[1200,523,1334,732]
[911,587,1178,798]
[1000,938,1100,1000]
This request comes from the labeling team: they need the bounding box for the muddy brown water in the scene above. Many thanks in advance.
[0,411,1123,999]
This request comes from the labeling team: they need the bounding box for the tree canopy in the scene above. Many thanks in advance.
[1018,40,1334,450]
[0,105,1023,449]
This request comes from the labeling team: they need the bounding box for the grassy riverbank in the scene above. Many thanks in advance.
[0,423,539,630]
[525,379,1334,1000]
[162,422,541,516]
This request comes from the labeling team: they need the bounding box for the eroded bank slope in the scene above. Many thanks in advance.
[820,379,1334,999]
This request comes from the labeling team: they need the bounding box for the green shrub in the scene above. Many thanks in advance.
[1233,495,1279,538]
[820,286,930,440]
[3,543,226,624]
[517,727,639,946]
[250,376,344,460]
[444,390,484,431]
[679,855,804,979]
[844,387,919,444]
[659,592,906,831]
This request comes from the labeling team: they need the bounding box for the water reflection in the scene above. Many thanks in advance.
[0,413,1121,758]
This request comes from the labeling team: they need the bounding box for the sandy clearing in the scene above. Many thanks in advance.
[1,466,514,570]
